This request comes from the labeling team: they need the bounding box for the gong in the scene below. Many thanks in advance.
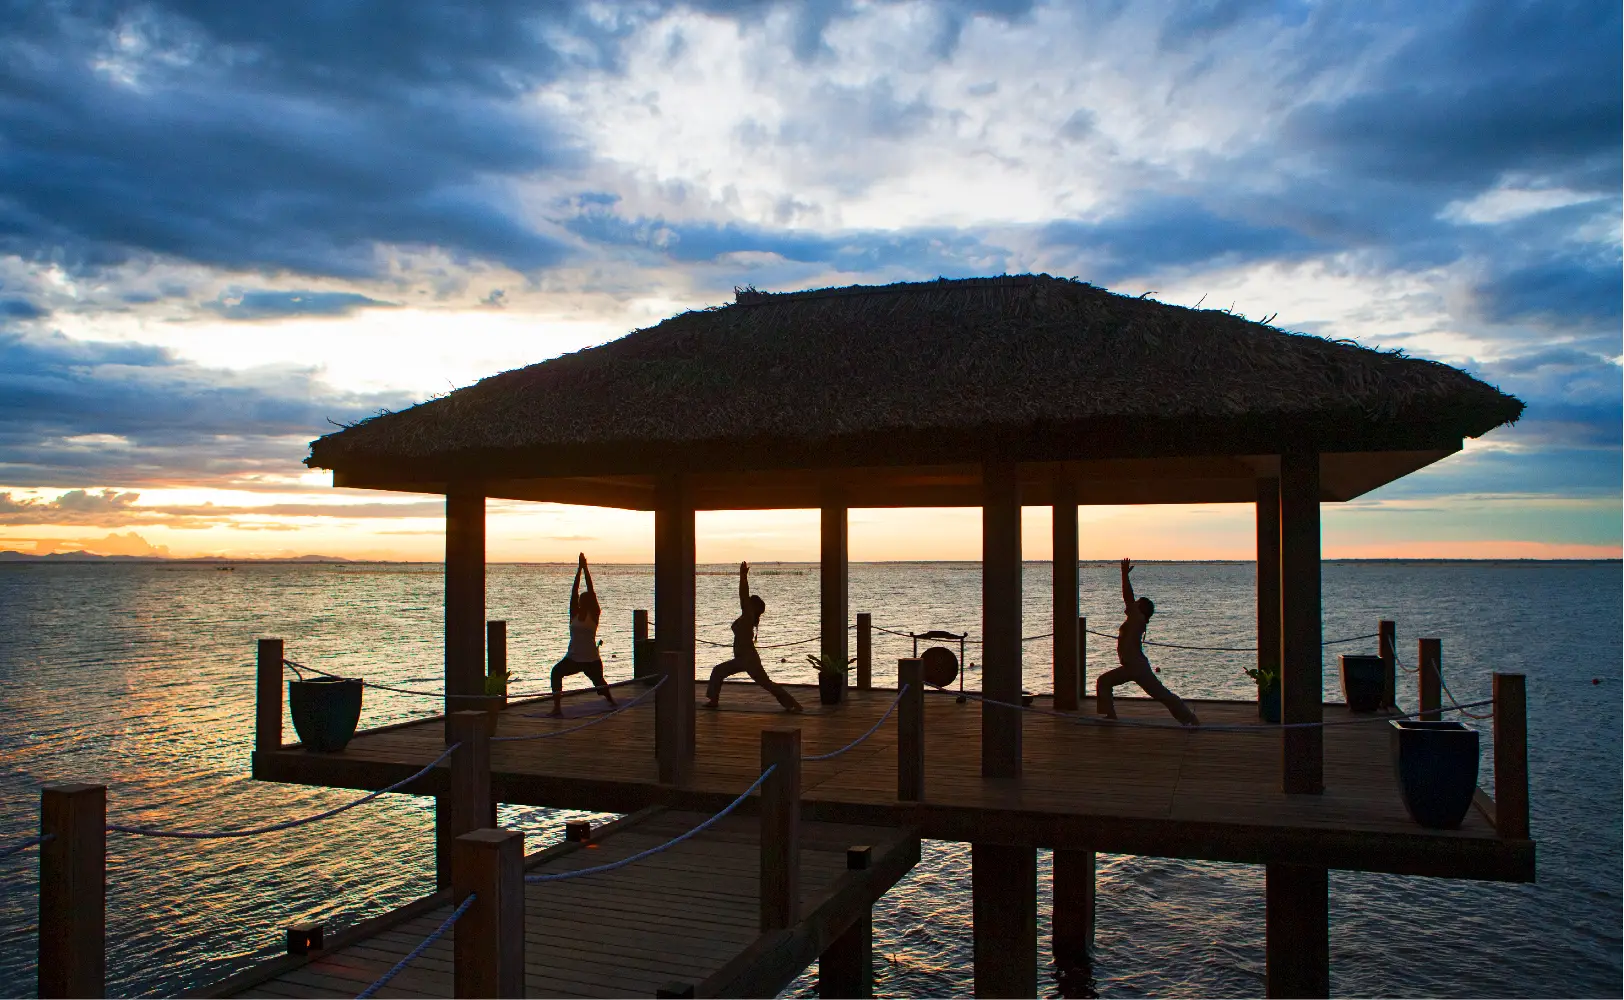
[920,646,959,689]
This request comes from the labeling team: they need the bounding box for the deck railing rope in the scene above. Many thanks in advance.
[106,744,459,839]
[0,833,52,860]
[284,658,650,700]
[490,677,665,742]
[876,624,1377,652]
[524,765,777,884]
[353,892,478,1000]
[801,686,909,762]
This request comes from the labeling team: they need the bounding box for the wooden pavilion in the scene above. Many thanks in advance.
[297,274,1528,997]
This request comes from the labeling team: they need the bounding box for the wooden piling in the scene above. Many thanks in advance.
[981,461,1023,779]
[1378,620,1396,711]
[656,650,692,785]
[451,828,524,999]
[444,492,486,724]
[821,846,875,1000]
[1418,638,1441,721]
[1493,673,1530,840]
[856,613,872,690]
[1052,849,1096,965]
[448,711,491,841]
[1278,454,1323,795]
[897,659,924,801]
[654,475,696,754]
[256,638,284,754]
[634,609,653,685]
[972,843,1037,998]
[1052,476,1080,712]
[1255,477,1282,710]
[821,491,849,700]
[486,620,507,709]
[1265,862,1329,998]
[38,783,105,1000]
[759,728,802,931]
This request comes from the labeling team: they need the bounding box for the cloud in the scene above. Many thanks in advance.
[205,290,397,321]
[0,297,47,319]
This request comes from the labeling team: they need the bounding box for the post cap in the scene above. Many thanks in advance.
[847,845,872,870]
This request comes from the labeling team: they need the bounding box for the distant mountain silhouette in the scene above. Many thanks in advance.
[0,551,350,563]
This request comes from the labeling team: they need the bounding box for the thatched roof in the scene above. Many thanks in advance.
[308,275,1521,486]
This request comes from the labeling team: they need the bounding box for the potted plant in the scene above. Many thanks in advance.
[484,669,514,719]
[1339,654,1385,713]
[288,676,363,752]
[807,653,856,706]
[1390,719,1479,829]
[1244,664,1280,724]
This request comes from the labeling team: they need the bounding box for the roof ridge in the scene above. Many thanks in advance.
[733,273,1079,306]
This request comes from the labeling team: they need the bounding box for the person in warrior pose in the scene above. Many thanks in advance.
[550,553,617,717]
[703,561,803,713]
[1096,558,1200,726]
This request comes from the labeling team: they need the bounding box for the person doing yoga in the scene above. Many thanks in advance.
[550,553,617,718]
[1096,558,1200,726]
[703,561,804,713]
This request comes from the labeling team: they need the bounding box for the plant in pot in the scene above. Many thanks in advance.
[807,654,856,706]
[1244,664,1280,724]
[288,675,364,752]
[484,669,515,717]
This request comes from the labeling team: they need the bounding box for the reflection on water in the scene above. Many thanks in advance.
[0,561,1619,997]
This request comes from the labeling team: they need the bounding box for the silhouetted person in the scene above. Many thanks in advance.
[704,561,803,713]
[550,553,616,717]
[1096,558,1200,726]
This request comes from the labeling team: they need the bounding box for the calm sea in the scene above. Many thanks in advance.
[0,560,1618,998]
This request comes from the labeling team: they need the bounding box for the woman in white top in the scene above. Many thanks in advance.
[703,561,803,713]
[550,553,617,718]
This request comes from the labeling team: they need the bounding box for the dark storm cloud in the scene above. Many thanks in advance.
[1038,198,1326,282]
[205,290,397,321]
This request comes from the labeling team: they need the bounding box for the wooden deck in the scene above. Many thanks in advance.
[204,807,918,999]
[254,683,1534,882]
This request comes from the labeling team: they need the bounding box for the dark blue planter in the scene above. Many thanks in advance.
[1390,720,1479,829]
[289,678,363,752]
[818,672,846,705]
[1258,682,1281,724]
[1340,654,1385,713]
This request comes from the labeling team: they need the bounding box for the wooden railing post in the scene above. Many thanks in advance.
[1493,673,1529,840]
[486,621,507,709]
[856,613,872,690]
[256,638,284,754]
[1078,616,1087,703]
[452,829,524,999]
[1418,638,1441,721]
[449,711,491,839]
[1378,620,1396,711]
[898,659,924,802]
[760,728,802,931]
[38,783,105,999]
[656,650,692,784]
[635,608,657,686]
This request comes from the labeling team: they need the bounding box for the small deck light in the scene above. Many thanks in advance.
[565,819,592,843]
[847,845,872,870]
[285,921,324,955]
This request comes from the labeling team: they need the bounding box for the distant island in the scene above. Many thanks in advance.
[0,551,351,563]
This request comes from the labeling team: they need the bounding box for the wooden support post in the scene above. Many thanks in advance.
[1053,476,1080,712]
[1052,849,1096,965]
[486,620,506,708]
[981,461,1022,779]
[634,609,655,686]
[445,491,486,728]
[38,783,105,1000]
[256,638,284,754]
[452,829,524,1000]
[1078,615,1087,698]
[821,491,849,700]
[1278,455,1323,794]
[655,475,696,754]
[437,711,492,888]
[759,728,801,932]
[856,613,872,690]
[1256,477,1282,705]
[1265,862,1329,998]
[897,659,924,801]
[656,650,692,784]
[820,908,874,999]
[1378,619,1396,711]
[1493,673,1529,839]
[1418,638,1441,721]
[972,843,1036,998]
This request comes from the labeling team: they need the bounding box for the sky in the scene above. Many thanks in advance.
[0,0,1618,562]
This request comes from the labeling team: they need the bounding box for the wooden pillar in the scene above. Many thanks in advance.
[759,728,801,931]
[856,613,872,690]
[1052,476,1080,712]
[486,620,506,708]
[1418,638,1441,721]
[1378,620,1396,711]
[822,491,850,697]
[981,461,1022,779]
[437,711,492,888]
[452,829,524,999]
[656,650,692,785]
[1078,615,1087,698]
[972,843,1037,998]
[1265,862,1329,998]
[38,783,104,1000]
[1278,454,1322,794]
[1493,673,1529,839]
[655,475,696,753]
[256,638,284,754]
[897,659,924,801]
[1052,849,1096,965]
[445,491,486,722]
[821,846,875,998]
[1256,478,1282,702]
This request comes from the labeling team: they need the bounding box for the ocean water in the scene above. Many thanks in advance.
[0,560,1618,998]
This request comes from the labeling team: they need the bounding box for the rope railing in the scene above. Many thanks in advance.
[107,744,459,839]
[696,632,824,650]
[802,686,909,762]
[491,678,665,742]
[525,765,776,883]
[286,659,650,701]
[354,892,477,1000]
[1083,627,1381,652]
[0,833,52,860]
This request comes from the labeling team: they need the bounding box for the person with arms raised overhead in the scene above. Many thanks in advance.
[550,553,617,718]
[704,561,804,713]
[1096,558,1200,726]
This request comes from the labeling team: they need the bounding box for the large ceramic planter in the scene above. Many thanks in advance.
[1258,682,1281,723]
[288,677,363,752]
[1340,654,1385,713]
[1390,720,1479,829]
[818,672,846,706]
